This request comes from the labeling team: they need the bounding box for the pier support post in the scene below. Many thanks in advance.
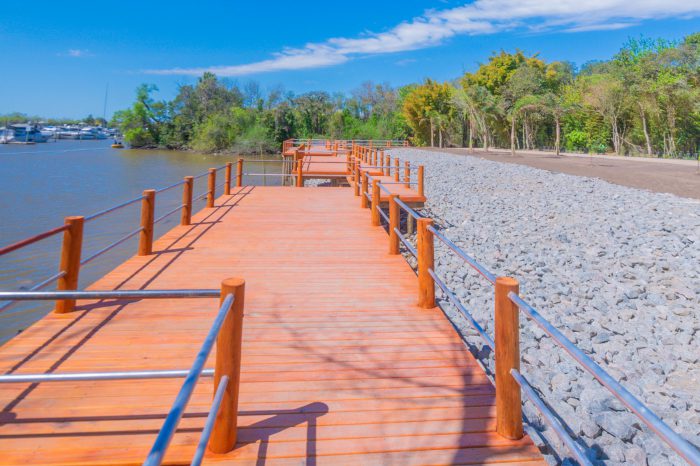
[296,160,303,187]
[361,172,369,208]
[138,189,155,256]
[55,216,84,313]
[181,176,193,226]
[389,195,399,254]
[495,277,523,440]
[404,161,411,188]
[416,218,435,309]
[207,168,216,208]
[418,165,425,197]
[371,180,381,226]
[224,162,232,195]
[210,278,245,454]
[236,158,243,188]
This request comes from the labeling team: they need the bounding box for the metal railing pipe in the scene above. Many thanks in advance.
[0,289,220,301]
[84,195,144,222]
[429,268,495,350]
[80,227,143,266]
[395,228,417,257]
[0,224,68,257]
[0,368,214,384]
[428,225,497,284]
[511,369,593,466]
[191,375,229,466]
[143,292,235,466]
[508,292,700,465]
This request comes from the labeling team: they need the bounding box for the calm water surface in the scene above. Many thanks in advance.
[0,140,283,343]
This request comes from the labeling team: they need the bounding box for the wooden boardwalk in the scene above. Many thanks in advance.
[0,187,544,465]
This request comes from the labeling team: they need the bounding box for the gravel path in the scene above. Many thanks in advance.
[388,148,700,465]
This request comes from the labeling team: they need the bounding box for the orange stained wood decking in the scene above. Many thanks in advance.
[0,187,544,465]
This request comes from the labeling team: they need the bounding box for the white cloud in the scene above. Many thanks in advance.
[147,0,700,76]
[63,49,92,58]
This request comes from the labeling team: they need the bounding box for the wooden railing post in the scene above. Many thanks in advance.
[181,176,193,226]
[495,277,523,440]
[386,154,391,176]
[138,189,155,256]
[380,151,385,173]
[404,161,411,188]
[354,163,361,196]
[394,158,400,181]
[361,172,369,208]
[207,168,216,208]
[224,162,232,195]
[55,216,84,314]
[296,160,303,187]
[388,194,399,254]
[418,165,425,197]
[209,277,245,454]
[236,158,243,187]
[371,180,380,226]
[416,218,435,308]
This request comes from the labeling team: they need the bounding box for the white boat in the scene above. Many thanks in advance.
[10,124,49,143]
[40,126,59,138]
[58,126,81,139]
[0,127,14,144]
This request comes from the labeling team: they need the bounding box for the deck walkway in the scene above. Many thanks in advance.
[0,187,544,465]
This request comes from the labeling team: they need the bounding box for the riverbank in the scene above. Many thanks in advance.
[431,147,700,200]
[389,148,700,465]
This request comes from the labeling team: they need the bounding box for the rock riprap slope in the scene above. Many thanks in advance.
[388,148,700,465]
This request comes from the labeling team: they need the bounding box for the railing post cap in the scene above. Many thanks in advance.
[184,175,193,181]
[209,168,216,172]
[64,215,84,222]
[417,217,433,226]
[221,277,245,289]
[496,276,519,288]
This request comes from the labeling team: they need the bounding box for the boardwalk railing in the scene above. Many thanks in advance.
[0,282,246,465]
[0,164,230,316]
[361,178,700,465]
[282,138,409,153]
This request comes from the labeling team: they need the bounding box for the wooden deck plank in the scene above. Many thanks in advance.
[0,186,543,465]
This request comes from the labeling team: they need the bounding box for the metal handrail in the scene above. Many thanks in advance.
[154,205,184,225]
[511,368,592,465]
[428,268,494,349]
[0,368,214,383]
[193,190,210,202]
[0,224,68,257]
[394,197,422,220]
[84,195,145,222]
[80,227,143,266]
[427,225,496,284]
[394,228,417,257]
[191,375,229,466]
[144,293,234,466]
[508,292,700,465]
[0,289,220,300]
[0,270,66,314]
[155,180,186,194]
[376,204,389,223]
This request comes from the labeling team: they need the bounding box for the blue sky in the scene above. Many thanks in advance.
[1,0,699,120]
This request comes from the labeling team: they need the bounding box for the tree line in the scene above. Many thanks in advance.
[114,33,699,158]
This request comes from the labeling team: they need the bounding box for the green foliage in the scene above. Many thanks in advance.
[112,32,698,157]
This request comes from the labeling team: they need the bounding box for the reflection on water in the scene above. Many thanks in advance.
[0,140,283,343]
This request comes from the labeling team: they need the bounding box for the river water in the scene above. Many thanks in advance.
[0,139,283,343]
